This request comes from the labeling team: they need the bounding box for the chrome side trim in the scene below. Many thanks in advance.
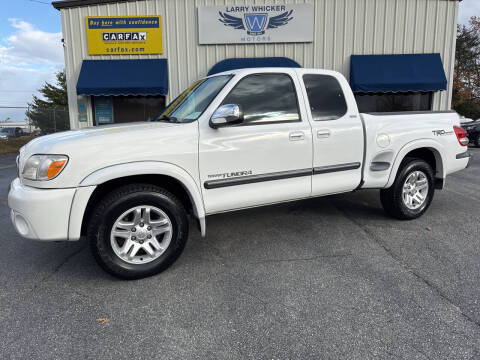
[204,168,312,189]
[205,162,362,189]
[313,162,361,175]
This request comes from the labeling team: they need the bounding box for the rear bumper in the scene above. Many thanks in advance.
[456,151,472,168]
[8,178,76,241]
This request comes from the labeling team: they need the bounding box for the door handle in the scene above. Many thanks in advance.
[289,131,305,141]
[317,129,331,139]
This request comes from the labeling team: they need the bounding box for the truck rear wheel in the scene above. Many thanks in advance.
[380,158,435,220]
[87,184,189,279]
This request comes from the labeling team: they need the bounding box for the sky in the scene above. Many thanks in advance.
[0,0,62,123]
[0,0,478,123]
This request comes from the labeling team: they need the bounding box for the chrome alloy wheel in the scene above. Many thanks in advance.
[402,171,429,210]
[110,205,173,264]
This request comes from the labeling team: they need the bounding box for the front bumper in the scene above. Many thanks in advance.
[8,178,77,241]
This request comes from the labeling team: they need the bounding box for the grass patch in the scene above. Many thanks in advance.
[0,136,35,155]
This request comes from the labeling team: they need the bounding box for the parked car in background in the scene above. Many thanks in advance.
[463,120,480,147]
[460,116,474,125]
[0,127,23,139]
[8,68,472,279]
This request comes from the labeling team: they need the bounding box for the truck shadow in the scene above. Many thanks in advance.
[205,189,388,227]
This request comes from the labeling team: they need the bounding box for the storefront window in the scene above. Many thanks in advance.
[355,92,433,113]
[93,95,166,125]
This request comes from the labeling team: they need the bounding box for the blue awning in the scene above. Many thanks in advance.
[76,59,168,96]
[207,57,301,76]
[350,54,447,93]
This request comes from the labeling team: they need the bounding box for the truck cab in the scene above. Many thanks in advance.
[198,68,364,213]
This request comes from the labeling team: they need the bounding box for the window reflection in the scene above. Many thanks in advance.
[222,73,300,125]
[160,75,232,122]
[303,74,348,121]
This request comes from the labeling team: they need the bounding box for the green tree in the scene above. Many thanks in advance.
[26,70,70,134]
[453,17,480,120]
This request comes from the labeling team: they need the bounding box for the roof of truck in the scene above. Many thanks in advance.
[208,67,340,77]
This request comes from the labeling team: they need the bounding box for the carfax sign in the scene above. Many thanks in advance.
[198,4,314,44]
[86,16,162,55]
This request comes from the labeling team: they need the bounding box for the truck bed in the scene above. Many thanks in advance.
[359,111,466,189]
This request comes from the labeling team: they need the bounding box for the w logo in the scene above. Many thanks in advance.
[218,10,294,36]
[244,13,268,35]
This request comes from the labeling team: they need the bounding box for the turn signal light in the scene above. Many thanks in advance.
[453,125,469,147]
[47,160,67,179]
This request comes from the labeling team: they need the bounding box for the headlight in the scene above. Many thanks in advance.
[22,154,69,181]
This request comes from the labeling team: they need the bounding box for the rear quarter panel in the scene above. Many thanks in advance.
[361,112,464,189]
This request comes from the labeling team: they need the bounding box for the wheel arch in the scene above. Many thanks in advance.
[386,140,445,189]
[68,162,206,241]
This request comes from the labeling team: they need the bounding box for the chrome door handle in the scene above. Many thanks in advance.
[317,129,331,138]
[289,131,305,141]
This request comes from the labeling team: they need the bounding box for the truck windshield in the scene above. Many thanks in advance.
[156,75,232,123]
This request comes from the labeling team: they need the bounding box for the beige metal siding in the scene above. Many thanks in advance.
[61,0,458,128]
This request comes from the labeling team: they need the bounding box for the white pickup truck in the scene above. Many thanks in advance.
[8,68,471,279]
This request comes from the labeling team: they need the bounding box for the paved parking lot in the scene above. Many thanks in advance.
[0,148,479,359]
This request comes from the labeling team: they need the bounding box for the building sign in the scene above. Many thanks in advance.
[94,96,113,124]
[198,4,314,44]
[86,16,162,55]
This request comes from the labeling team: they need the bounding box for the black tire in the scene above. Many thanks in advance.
[380,158,435,220]
[87,183,189,279]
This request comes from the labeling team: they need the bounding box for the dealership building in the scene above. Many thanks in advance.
[52,0,460,129]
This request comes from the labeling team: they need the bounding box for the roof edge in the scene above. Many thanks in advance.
[52,0,462,10]
[53,0,137,10]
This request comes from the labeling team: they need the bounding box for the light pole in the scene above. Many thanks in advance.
[27,106,31,133]
[53,106,57,133]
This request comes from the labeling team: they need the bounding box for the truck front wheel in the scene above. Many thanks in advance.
[87,184,189,279]
[380,158,435,220]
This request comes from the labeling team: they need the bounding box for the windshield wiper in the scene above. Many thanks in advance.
[156,115,178,123]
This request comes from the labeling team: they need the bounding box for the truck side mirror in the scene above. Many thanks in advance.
[209,104,243,129]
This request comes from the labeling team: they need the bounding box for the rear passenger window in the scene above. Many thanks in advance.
[303,74,348,121]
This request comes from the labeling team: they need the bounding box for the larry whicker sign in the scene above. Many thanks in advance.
[86,16,163,55]
[198,4,314,44]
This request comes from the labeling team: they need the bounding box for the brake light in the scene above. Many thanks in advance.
[454,126,469,146]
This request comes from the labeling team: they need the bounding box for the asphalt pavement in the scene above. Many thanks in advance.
[0,148,479,359]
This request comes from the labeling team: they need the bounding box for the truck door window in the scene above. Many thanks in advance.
[303,74,348,121]
[221,73,300,125]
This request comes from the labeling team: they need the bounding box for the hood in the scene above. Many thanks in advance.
[24,122,178,153]
[19,121,199,188]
